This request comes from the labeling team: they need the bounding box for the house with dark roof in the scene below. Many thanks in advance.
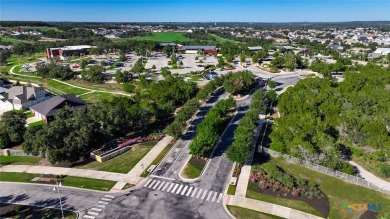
[30,94,87,122]
[0,86,52,111]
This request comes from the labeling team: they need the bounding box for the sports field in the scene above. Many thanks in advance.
[135,32,192,42]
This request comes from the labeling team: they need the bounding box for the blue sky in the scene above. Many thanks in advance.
[1,0,389,22]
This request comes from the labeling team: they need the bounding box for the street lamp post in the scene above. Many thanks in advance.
[53,181,65,219]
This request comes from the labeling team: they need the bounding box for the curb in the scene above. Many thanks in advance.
[223,162,237,219]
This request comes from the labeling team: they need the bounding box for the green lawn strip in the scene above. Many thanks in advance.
[135,32,192,42]
[227,185,236,195]
[140,143,173,177]
[80,92,115,103]
[76,142,156,173]
[65,79,121,92]
[0,203,76,219]
[47,80,87,95]
[25,111,34,118]
[0,172,40,183]
[0,37,28,44]
[226,205,285,219]
[122,183,135,190]
[61,176,116,191]
[246,182,322,217]
[261,156,390,219]
[0,156,42,165]
[183,156,206,179]
[209,34,239,44]
[28,120,45,127]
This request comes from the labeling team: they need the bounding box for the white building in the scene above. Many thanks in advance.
[0,86,52,111]
[373,48,390,56]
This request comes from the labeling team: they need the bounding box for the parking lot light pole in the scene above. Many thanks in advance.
[53,181,65,219]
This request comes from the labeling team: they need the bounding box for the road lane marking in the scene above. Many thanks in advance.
[148,180,157,188]
[211,191,218,202]
[101,198,112,202]
[152,181,161,189]
[83,215,95,219]
[201,190,208,200]
[196,189,203,199]
[181,185,188,195]
[166,183,174,192]
[98,201,108,205]
[191,188,198,198]
[206,191,213,201]
[87,212,99,216]
[157,181,166,190]
[170,184,179,193]
[175,185,184,194]
[162,182,170,191]
[91,208,102,212]
[149,175,176,181]
[216,193,223,203]
[186,187,193,196]
[104,195,115,199]
[95,205,106,208]
[143,179,152,187]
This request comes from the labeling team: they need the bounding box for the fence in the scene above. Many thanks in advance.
[0,149,41,157]
[262,147,390,195]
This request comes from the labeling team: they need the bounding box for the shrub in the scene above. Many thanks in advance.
[340,162,356,175]
[379,164,390,178]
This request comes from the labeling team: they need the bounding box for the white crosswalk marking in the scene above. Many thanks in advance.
[83,215,95,219]
[152,181,161,189]
[143,178,152,187]
[175,185,184,194]
[211,191,218,202]
[186,187,193,196]
[196,189,203,199]
[91,208,102,212]
[191,188,198,197]
[104,195,115,199]
[148,180,157,188]
[166,183,174,192]
[95,205,106,208]
[200,190,208,200]
[98,201,108,205]
[88,212,99,216]
[162,182,170,191]
[157,181,166,190]
[206,191,213,201]
[181,185,188,195]
[216,193,223,203]
[101,198,111,202]
[171,184,179,193]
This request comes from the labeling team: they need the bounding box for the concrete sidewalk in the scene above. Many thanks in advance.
[226,195,324,219]
[350,161,390,189]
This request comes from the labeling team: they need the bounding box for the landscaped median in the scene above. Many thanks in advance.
[0,172,116,191]
[181,98,237,179]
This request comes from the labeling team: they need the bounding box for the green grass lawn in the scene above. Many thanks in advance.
[209,34,239,44]
[28,120,45,127]
[183,156,206,179]
[0,37,28,44]
[227,185,236,195]
[122,183,135,190]
[25,111,34,118]
[0,203,76,219]
[247,182,322,217]
[76,142,156,173]
[252,156,390,219]
[61,176,116,191]
[0,156,42,165]
[135,32,192,42]
[47,80,88,95]
[227,206,285,219]
[80,92,115,103]
[0,172,40,183]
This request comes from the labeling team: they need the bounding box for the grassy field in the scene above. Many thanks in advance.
[28,120,45,127]
[47,80,88,95]
[227,206,285,219]
[0,156,42,165]
[61,176,116,191]
[0,203,76,219]
[252,155,390,219]
[183,156,206,179]
[76,142,156,174]
[0,37,28,44]
[80,92,115,103]
[247,182,322,217]
[135,32,192,42]
[0,172,40,183]
[209,34,239,43]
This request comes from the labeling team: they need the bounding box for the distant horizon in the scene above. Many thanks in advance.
[1,0,390,23]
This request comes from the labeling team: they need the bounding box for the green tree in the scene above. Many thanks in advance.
[81,65,105,83]
[0,111,27,148]
[80,59,88,70]
[217,57,225,69]
[0,49,12,64]
[223,71,254,95]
